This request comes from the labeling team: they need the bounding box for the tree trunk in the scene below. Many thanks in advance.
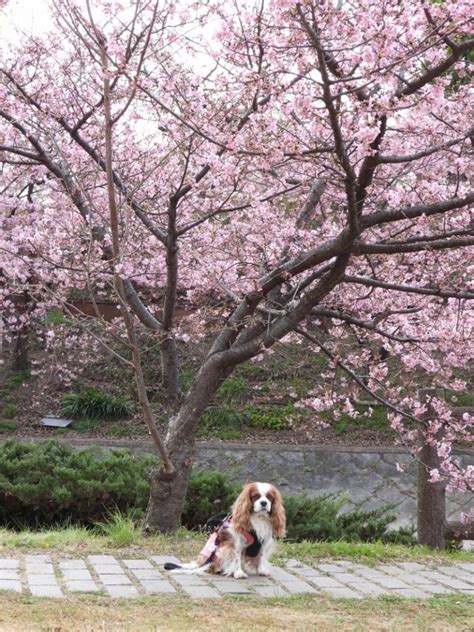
[143,441,193,533]
[12,322,29,373]
[417,437,447,549]
[160,335,181,401]
[143,360,224,532]
[417,388,447,549]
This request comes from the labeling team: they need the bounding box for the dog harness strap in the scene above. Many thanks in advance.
[244,529,262,558]
[198,513,232,565]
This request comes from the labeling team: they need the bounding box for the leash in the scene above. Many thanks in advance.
[164,512,232,571]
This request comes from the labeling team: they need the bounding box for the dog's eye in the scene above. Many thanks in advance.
[267,493,274,502]
[251,493,260,501]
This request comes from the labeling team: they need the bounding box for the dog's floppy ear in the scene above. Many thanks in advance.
[232,483,254,534]
[270,486,286,538]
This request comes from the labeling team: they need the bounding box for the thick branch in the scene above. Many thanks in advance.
[343,275,474,300]
[395,38,474,98]
[378,131,472,164]
[354,235,474,255]
[363,194,474,228]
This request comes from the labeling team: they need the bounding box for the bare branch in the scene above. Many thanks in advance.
[343,274,474,300]
[363,193,474,228]
[354,235,474,255]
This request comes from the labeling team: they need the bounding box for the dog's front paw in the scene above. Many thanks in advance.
[233,569,248,579]
[257,567,271,577]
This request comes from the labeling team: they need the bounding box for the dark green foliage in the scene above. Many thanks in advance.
[0,439,155,528]
[2,404,18,419]
[199,406,244,438]
[181,471,414,544]
[0,421,19,433]
[217,377,247,402]
[284,494,415,545]
[181,470,240,529]
[72,419,103,433]
[62,388,135,420]
[46,308,66,325]
[244,402,295,430]
[0,442,415,544]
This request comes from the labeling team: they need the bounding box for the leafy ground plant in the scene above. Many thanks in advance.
[61,388,135,420]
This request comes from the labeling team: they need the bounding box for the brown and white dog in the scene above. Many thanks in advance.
[164,482,286,578]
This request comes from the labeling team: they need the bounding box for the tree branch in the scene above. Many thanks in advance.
[363,194,474,228]
[343,275,474,300]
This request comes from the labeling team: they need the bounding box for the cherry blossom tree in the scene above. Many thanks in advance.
[0,0,473,540]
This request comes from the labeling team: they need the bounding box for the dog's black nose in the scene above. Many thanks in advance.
[260,499,268,506]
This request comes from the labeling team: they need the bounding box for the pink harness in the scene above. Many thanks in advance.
[199,515,258,565]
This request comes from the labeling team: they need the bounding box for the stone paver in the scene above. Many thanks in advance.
[140,580,176,594]
[0,554,472,600]
[207,579,252,594]
[66,580,100,593]
[0,579,22,592]
[29,585,63,598]
[106,585,139,598]
[252,584,288,597]
[60,560,88,570]
[123,559,154,570]
[0,559,19,569]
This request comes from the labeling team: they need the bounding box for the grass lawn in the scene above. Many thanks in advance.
[0,592,473,632]
[0,526,473,631]
[1,524,473,563]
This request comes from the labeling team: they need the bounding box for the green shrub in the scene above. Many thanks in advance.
[0,441,414,544]
[181,470,239,529]
[199,406,244,435]
[46,308,66,325]
[0,439,155,528]
[217,377,247,402]
[284,493,415,545]
[62,388,135,420]
[5,370,30,389]
[0,421,18,433]
[244,402,295,431]
[2,404,18,419]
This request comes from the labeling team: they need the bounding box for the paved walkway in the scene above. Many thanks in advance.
[1,554,473,599]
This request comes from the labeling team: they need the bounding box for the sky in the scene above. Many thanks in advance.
[0,0,218,74]
[1,0,51,38]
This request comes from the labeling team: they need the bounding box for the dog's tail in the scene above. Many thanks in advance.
[163,561,212,574]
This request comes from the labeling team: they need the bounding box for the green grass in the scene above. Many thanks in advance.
[106,423,132,437]
[62,388,135,420]
[445,389,474,407]
[217,376,247,402]
[94,510,142,547]
[2,403,18,419]
[46,308,66,325]
[1,523,472,563]
[277,540,474,564]
[0,524,203,557]
[319,403,391,437]
[0,420,19,433]
[71,418,103,433]
[199,406,244,438]
[0,592,472,632]
[3,369,30,390]
[245,402,296,431]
